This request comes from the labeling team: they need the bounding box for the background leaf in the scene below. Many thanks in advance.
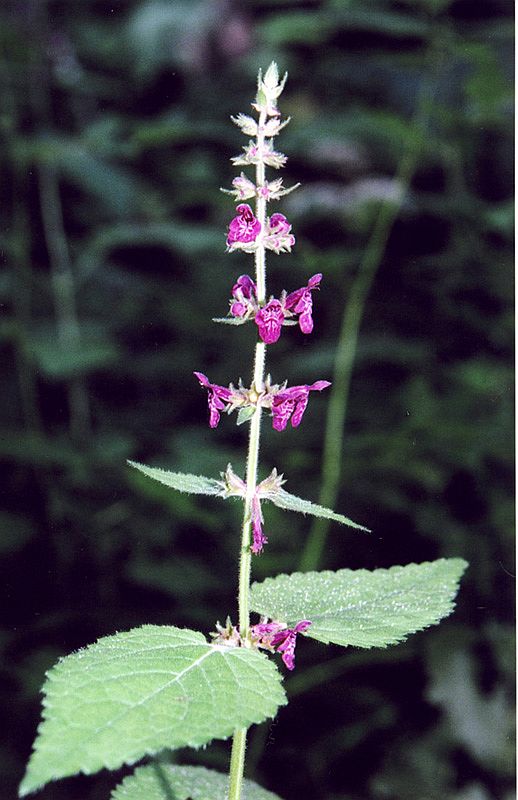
[251,559,467,648]
[20,625,286,796]
[111,763,283,800]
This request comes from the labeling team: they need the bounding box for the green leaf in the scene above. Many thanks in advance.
[251,559,468,648]
[111,763,283,800]
[270,488,370,532]
[127,461,222,495]
[20,625,286,796]
[237,406,256,426]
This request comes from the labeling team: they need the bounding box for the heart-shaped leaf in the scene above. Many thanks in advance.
[20,625,286,796]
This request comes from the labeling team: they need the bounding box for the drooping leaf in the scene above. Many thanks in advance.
[111,763,283,800]
[251,559,468,648]
[20,625,286,796]
[269,488,370,532]
[127,460,222,495]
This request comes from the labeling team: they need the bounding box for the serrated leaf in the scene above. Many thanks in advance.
[251,559,468,649]
[270,488,369,532]
[128,460,222,495]
[237,406,256,425]
[20,625,286,796]
[111,763,283,800]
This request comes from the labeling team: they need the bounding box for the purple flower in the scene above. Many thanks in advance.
[251,494,267,554]
[194,372,235,428]
[270,620,312,670]
[285,273,322,335]
[264,212,295,253]
[251,619,312,670]
[271,380,331,431]
[255,299,285,344]
[227,203,261,246]
[270,213,291,235]
[231,274,257,318]
[233,274,256,299]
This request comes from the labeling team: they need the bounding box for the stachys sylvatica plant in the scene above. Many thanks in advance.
[20,64,467,800]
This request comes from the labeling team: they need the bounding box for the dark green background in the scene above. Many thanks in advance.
[0,1,514,799]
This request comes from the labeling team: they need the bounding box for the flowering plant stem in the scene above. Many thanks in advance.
[229,109,268,800]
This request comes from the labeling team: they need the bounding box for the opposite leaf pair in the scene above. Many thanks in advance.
[20,559,468,797]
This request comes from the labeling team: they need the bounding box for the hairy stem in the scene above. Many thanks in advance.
[229,106,269,800]
[238,341,266,635]
[228,727,248,800]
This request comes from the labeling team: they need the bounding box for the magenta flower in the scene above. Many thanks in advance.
[271,380,331,431]
[255,299,285,344]
[263,212,295,253]
[223,273,322,343]
[271,620,312,670]
[251,494,267,554]
[285,273,322,335]
[251,619,312,670]
[231,274,257,317]
[227,203,261,247]
[194,372,235,428]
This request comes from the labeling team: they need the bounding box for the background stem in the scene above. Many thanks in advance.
[298,42,441,573]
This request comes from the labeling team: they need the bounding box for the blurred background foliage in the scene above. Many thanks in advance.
[0,0,514,798]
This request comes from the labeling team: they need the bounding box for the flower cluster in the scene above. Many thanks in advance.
[211,615,312,671]
[193,372,248,429]
[194,372,331,432]
[229,272,322,343]
[222,173,299,203]
[226,204,295,254]
[217,465,285,555]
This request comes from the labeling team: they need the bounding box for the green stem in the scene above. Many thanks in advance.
[38,163,92,444]
[298,46,441,573]
[237,341,266,636]
[228,727,248,800]
[228,104,269,800]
